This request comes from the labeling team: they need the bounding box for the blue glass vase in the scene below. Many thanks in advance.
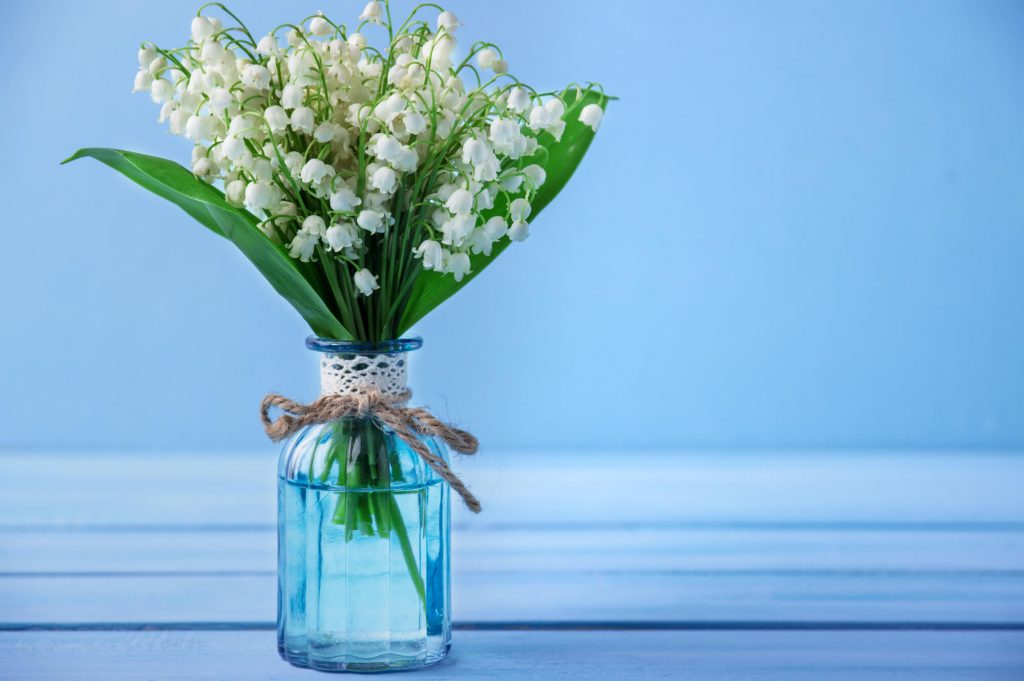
[277,337,451,672]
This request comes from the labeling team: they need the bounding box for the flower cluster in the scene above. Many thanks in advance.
[133,2,603,298]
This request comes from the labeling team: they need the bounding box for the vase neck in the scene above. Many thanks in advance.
[318,351,410,397]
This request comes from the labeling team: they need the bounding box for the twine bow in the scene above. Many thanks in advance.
[260,389,481,512]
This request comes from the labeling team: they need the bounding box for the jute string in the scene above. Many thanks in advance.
[260,389,481,512]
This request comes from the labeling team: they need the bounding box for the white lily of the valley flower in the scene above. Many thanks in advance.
[280,84,304,110]
[476,48,497,69]
[447,252,471,281]
[264,105,289,133]
[491,58,508,74]
[370,166,397,194]
[309,16,332,37]
[483,216,508,241]
[354,268,379,296]
[509,198,532,222]
[290,107,315,134]
[579,103,603,132]
[191,16,215,42]
[132,70,153,93]
[256,34,278,56]
[414,239,446,270]
[329,187,362,212]
[300,158,335,185]
[523,164,546,188]
[508,220,529,242]
[313,121,341,143]
[507,86,530,113]
[245,182,280,211]
[446,188,473,215]
[301,215,327,236]
[325,222,359,251]
[289,230,318,262]
[356,209,385,233]
[241,64,270,91]
[360,1,383,24]
[225,179,247,206]
[437,10,460,33]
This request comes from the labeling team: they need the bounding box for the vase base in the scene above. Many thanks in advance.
[279,642,451,673]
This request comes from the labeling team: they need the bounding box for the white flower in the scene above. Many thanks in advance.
[290,107,315,134]
[403,111,427,135]
[313,121,341,143]
[489,118,527,158]
[354,268,379,296]
[207,87,233,114]
[509,198,532,222]
[289,230,318,262]
[281,84,304,110]
[359,1,383,24]
[309,16,332,37]
[132,70,153,93]
[523,164,546,188]
[508,220,529,242]
[348,32,367,49]
[437,10,461,33]
[245,182,280,211]
[138,45,158,67]
[301,214,327,236]
[370,166,397,193]
[329,187,362,212]
[442,213,476,245]
[283,151,304,176]
[446,188,474,215]
[299,158,335,185]
[191,16,216,42]
[356,209,385,233]
[447,252,471,282]
[192,156,217,177]
[476,48,497,69]
[150,78,173,103]
[414,239,446,270]
[393,146,419,172]
[529,98,567,140]
[325,222,359,251]
[491,59,508,74]
[507,86,530,113]
[483,216,508,241]
[225,179,247,206]
[579,103,603,132]
[264,105,289,133]
[256,34,278,56]
[240,64,270,91]
[468,228,494,255]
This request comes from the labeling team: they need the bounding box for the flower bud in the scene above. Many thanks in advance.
[579,103,604,132]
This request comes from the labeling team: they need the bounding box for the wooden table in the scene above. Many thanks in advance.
[1,452,1022,679]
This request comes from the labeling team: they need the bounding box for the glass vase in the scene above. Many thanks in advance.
[277,336,451,672]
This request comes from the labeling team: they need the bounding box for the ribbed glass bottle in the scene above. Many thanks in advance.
[277,337,451,672]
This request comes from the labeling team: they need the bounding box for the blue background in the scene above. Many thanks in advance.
[1,0,1022,451]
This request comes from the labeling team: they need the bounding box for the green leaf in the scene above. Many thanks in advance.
[63,148,351,340]
[397,85,610,334]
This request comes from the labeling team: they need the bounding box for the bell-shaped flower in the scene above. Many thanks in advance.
[256,35,279,56]
[299,158,335,185]
[523,164,546,189]
[208,87,233,115]
[441,213,476,246]
[314,121,342,143]
[281,84,304,110]
[301,215,327,237]
[489,118,527,158]
[476,48,497,70]
[507,86,531,113]
[245,182,281,211]
[492,59,509,74]
[468,228,495,256]
[356,209,385,233]
[414,240,446,271]
[579,103,604,132]
[447,252,471,282]
[446,188,474,215]
[241,64,271,91]
[354,268,380,296]
[360,1,383,24]
[309,16,332,37]
[290,107,315,134]
[437,10,461,33]
[132,70,153,93]
[191,16,216,42]
[370,166,398,194]
[150,78,174,104]
[393,146,419,172]
[509,198,532,222]
[508,220,530,242]
[288,230,318,262]
[483,216,508,242]
[329,186,362,212]
[225,179,247,207]
[264,105,289,133]
[325,222,360,251]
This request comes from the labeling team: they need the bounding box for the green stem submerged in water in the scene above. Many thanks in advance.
[313,417,427,610]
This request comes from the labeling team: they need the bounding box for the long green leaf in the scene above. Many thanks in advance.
[397,86,610,334]
[63,148,351,340]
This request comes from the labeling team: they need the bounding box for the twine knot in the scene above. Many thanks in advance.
[260,389,481,512]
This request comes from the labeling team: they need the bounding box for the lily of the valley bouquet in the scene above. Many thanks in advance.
[67,1,606,672]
